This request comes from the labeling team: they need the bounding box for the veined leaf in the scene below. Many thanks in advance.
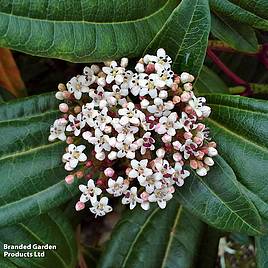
[204,94,268,223]
[210,0,268,30]
[229,0,268,20]
[144,0,210,77]
[174,156,263,235]
[0,210,77,268]
[0,93,79,227]
[98,201,204,268]
[211,12,258,53]
[256,234,268,268]
[0,0,178,62]
[195,66,229,94]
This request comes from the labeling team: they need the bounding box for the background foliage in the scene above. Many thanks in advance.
[0,0,268,267]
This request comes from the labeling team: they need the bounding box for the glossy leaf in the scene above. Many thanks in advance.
[98,201,204,268]
[0,93,79,227]
[174,156,263,235]
[195,66,229,94]
[210,0,268,30]
[144,0,210,77]
[204,94,268,223]
[0,0,178,62]
[211,13,258,53]
[0,210,77,268]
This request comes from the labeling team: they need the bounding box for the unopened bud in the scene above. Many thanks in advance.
[58,83,66,91]
[104,167,115,177]
[196,167,207,176]
[59,103,69,113]
[74,106,81,114]
[208,147,218,157]
[75,201,85,211]
[65,175,74,184]
[204,157,214,166]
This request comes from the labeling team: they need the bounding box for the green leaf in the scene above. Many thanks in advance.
[144,0,210,77]
[0,93,79,227]
[204,94,268,223]
[0,210,77,268]
[210,0,268,30]
[195,66,229,94]
[229,0,268,20]
[256,234,268,268]
[211,12,258,53]
[98,201,205,268]
[0,0,178,62]
[174,156,263,235]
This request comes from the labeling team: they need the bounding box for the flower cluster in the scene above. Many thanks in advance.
[49,48,218,217]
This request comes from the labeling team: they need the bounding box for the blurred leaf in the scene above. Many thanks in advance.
[229,0,268,20]
[0,210,77,268]
[210,0,268,30]
[195,65,229,94]
[144,0,210,77]
[0,93,79,227]
[204,94,268,223]
[211,13,258,53]
[175,156,263,235]
[0,86,15,103]
[256,234,268,268]
[0,0,178,62]
[98,201,205,268]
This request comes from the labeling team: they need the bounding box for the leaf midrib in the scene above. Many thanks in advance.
[0,0,172,25]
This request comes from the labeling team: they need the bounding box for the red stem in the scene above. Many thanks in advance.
[206,48,252,96]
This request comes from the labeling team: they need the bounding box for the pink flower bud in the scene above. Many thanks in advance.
[59,103,69,113]
[76,171,84,179]
[180,92,191,102]
[66,136,73,144]
[174,76,181,84]
[171,83,179,91]
[162,134,172,143]
[197,123,205,131]
[85,160,93,168]
[156,148,166,158]
[172,141,182,150]
[172,96,181,104]
[184,82,193,91]
[190,160,198,169]
[104,167,115,177]
[193,136,203,145]
[141,191,149,201]
[62,91,71,99]
[169,186,175,193]
[183,132,193,139]
[74,106,81,114]
[173,153,182,162]
[208,141,217,148]
[184,105,193,114]
[65,175,74,184]
[75,201,85,211]
[145,63,155,74]
[85,173,93,180]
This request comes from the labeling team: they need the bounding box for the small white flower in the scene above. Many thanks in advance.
[157,65,174,87]
[177,112,197,132]
[139,175,162,194]
[106,177,129,197]
[189,96,211,117]
[118,102,142,126]
[102,61,125,84]
[62,144,87,171]
[115,140,138,159]
[81,102,99,124]
[139,73,165,98]
[148,186,173,209]
[129,159,153,182]
[180,139,199,159]
[66,113,86,136]
[79,179,102,203]
[172,162,190,187]
[136,132,155,155]
[89,86,108,108]
[147,98,174,117]
[67,75,90,99]
[49,118,67,141]
[155,112,182,136]
[83,66,96,84]
[152,158,175,181]
[106,85,128,107]
[122,187,142,209]
[90,197,113,217]
[129,73,147,96]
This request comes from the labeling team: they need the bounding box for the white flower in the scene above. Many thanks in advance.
[83,66,96,84]
[67,75,90,99]
[102,61,124,84]
[106,85,128,106]
[88,86,108,108]
[90,197,113,217]
[129,73,147,96]
[115,140,138,159]
[49,118,67,141]
[189,96,211,117]
[84,128,114,153]
[180,139,199,159]
[81,102,99,125]
[139,73,165,98]
[122,187,141,209]
[106,177,129,197]
[157,65,174,87]
[79,179,102,203]
[118,102,142,126]
[172,162,190,187]
[62,144,87,171]
[177,112,197,132]
[121,70,133,89]
[155,112,182,136]
[129,159,153,182]
[152,158,175,181]
[136,132,155,155]
[86,107,112,131]
[147,98,174,117]
[66,113,86,136]
[148,186,173,209]
[139,175,162,194]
